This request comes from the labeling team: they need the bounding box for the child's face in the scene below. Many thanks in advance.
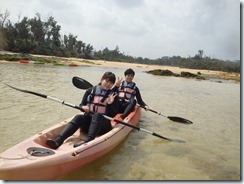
[100,78,114,90]
[125,74,134,83]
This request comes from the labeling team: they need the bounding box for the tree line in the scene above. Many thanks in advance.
[0,10,240,73]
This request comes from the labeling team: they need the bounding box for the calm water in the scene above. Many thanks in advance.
[0,62,240,180]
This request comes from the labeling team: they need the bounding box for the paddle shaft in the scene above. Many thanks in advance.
[147,107,193,124]
[149,109,167,117]
[135,103,166,118]
[5,84,83,111]
[135,102,193,124]
[6,84,184,143]
[103,115,180,142]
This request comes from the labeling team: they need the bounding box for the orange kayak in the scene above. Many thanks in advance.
[68,63,78,67]
[19,60,30,64]
[0,106,140,180]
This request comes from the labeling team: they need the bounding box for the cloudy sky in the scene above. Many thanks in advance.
[0,0,240,61]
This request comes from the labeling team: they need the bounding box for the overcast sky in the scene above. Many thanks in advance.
[0,0,241,61]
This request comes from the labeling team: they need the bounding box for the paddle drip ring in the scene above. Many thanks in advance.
[27,147,55,157]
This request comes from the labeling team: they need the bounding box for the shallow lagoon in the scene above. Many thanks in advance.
[0,62,240,180]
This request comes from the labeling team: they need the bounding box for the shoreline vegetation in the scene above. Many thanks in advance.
[0,51,240,83]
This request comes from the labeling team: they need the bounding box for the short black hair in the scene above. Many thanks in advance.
[101,71,116,84]
[124,68,135,76]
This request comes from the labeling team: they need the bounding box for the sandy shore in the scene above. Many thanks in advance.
[83,59,221,75]
[68,58,240,82]
[0,52,240,82]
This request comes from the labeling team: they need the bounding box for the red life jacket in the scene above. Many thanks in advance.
[118,81,136,101]
[88,86,111,114]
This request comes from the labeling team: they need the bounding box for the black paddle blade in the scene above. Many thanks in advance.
[168,138,186,143]
[72,76,93,89]
[5,84,47,98]
[168,116,193,124]
[152,132,186,143]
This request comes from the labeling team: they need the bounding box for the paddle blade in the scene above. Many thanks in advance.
[5,84,47,98]
[168,116,193,124]
[72,76,93,89]
[152,132,186,143]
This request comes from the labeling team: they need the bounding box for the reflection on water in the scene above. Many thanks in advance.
[0,62,240,180]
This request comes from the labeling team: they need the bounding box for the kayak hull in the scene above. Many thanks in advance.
[0,106,141,180]
[19,60,30,64]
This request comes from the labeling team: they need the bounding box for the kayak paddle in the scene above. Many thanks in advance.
[138,105,193,124]
[72,77,93,89]
[72,76,193,124]
[5,84,185,143]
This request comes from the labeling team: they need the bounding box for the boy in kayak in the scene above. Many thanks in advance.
[113,68,149,120]
[46,72,119,149]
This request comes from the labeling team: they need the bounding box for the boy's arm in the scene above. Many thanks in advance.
[135,87,147,107]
